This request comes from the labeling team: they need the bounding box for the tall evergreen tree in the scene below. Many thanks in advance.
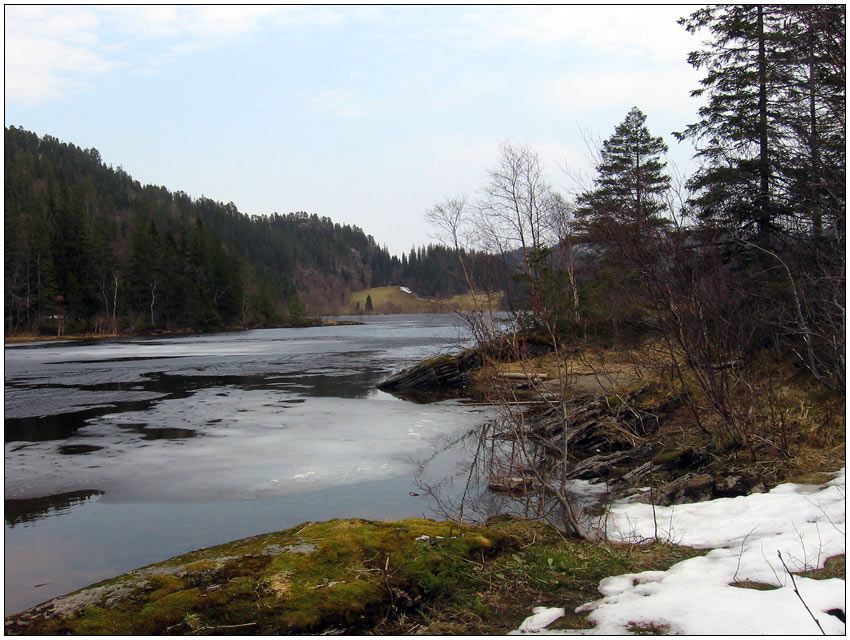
[676,5,845,239]
[771,5,846,237]
[676,6,845,390]
[576,106,670,239]
[676,6,780,236]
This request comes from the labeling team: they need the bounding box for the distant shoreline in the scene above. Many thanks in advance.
[3,319,368,344]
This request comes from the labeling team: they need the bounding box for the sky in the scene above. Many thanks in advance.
[5,5,705,257]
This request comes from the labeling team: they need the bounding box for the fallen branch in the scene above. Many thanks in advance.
[777,550,825,635]
[498,372,549,380]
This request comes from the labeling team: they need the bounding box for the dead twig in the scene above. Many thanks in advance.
[777,550,825,635]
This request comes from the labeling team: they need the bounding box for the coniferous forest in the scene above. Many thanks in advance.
[4,125,499,334]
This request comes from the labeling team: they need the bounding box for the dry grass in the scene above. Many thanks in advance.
[265,570,295,599]
[474,347,646,400]
[344,287,502,315]
[472,337,844,487]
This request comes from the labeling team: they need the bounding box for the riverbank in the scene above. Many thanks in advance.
[5,337,844,634]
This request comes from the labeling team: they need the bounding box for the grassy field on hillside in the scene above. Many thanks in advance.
[343,287,502,315]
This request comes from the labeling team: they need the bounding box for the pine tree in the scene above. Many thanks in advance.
[676,6,845,390]
[364,294,373,312]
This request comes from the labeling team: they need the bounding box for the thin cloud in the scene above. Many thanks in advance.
[4,6,346,104]
[457,6,694,56]
[5,6,117,104]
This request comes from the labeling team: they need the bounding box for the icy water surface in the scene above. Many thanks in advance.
[4,315,501,614]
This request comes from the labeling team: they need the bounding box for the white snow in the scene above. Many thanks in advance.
[400,287,412,294]
[513,469,845,635]
[517,606,567,633]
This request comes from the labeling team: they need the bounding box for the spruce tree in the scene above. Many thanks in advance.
[676,5,845,239]
[771,5,845,237]
[576,106,670,240]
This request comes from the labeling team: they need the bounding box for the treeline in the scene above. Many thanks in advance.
[4,126,493,334]
[395,244,506,300]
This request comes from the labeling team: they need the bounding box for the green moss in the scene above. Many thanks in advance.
[144,574,185,601]
[72,606,132,635]
[182,559,220,573]
[137,588,203,632]
[426,354,456,368]
[652,448,694,467]
[5,518,706,636]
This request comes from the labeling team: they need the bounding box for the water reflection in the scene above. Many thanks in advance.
[3,317,508,613]
[415,421,611,536]
[116,424,197,440]
[5,406,142,443]
[58,444,104,455]
[4,369,389,443]
[5,490,105,527]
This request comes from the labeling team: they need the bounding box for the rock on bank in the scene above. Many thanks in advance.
[378,349,482,393]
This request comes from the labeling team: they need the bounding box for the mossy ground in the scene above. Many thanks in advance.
[376,520,708,635]
[7,518,708,636]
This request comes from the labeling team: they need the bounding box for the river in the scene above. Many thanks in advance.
[4,314,508,615]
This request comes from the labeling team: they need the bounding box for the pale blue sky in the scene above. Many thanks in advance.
[5,5,703,256]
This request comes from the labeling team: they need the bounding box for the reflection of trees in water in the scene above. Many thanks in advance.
[5,490,104,527]
[415,421,609,535]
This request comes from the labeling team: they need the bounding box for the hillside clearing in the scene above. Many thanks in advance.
[344,286,502,315]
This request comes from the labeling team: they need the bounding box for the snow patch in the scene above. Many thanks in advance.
[514,606,566,633]
[514,470,846,635]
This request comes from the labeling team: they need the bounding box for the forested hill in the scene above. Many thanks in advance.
[4,126,489,335]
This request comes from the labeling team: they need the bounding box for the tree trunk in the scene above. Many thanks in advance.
[756,4,771,238]
[149,279,157,329]
[111,271,119,334]
[808,24,823,235]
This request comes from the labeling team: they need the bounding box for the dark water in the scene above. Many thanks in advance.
[4,315,505,614]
